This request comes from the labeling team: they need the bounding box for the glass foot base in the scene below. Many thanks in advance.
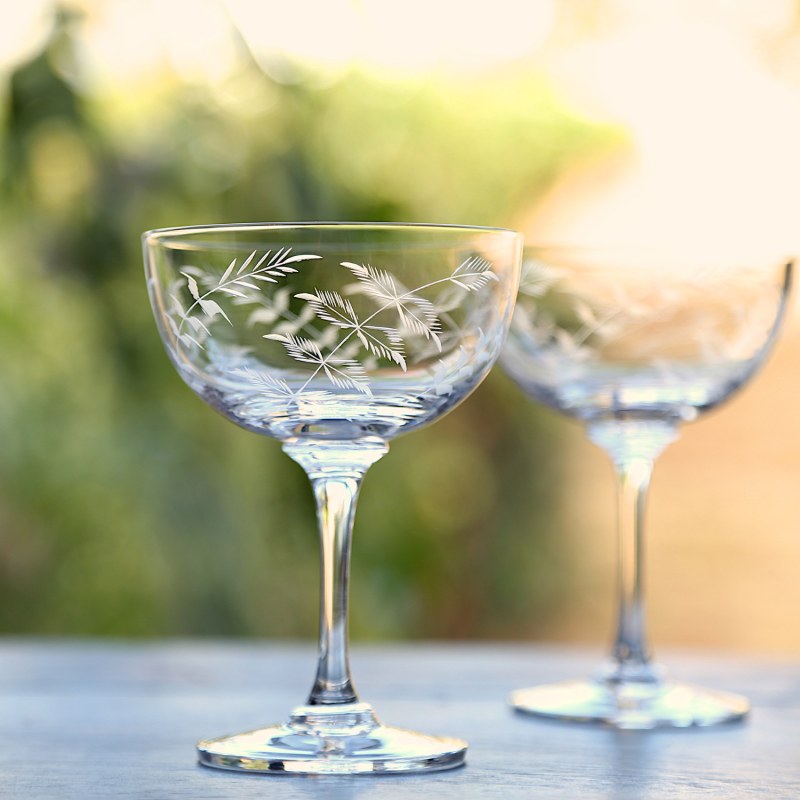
[197,702,467,774]
[510,679,749,730]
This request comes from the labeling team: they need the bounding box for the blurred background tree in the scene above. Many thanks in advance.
[0,1,615,638]
[2,0,800,654]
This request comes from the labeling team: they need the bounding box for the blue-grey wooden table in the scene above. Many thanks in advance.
[0,640,797,798]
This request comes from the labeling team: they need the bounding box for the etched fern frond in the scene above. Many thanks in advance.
[341,261,406,306]
[295,290,360,330]
[514,295,601,372]
[358,326,406,368]
[341,261,442,347]
[181,271,233,324]
[320,357,371,395]
[518,258,562,298]
[191,254,500,398]
[174,249,322,346]
[246,288,331,344]
[295,289,407,369]
[264,333,372,396]
[402,326,461,364]
[232,367,289,394]
[450,255,498,291]
[215,249,321,297]
[393,295,441,346]
[231,367,333,403]
[263,333,326,365]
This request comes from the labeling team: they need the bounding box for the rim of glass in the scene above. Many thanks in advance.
[143,221,522,245]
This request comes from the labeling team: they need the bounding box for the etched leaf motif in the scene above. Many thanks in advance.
[219,257,238,283]
[186,315,210,335]
[173,249,322,349]
[320,358,372,394]
[428,360,455,397]
[295,289,407,369]
[264,334,372,396]
[392,295,441,346]
[170,251,500,402]
[472,326,502,366]
[170,292,187,318]
[183,272,201,301]
[342,261,442,348]
[264,333,326,364]
[341,261,405,305]
[450,255,498,291]
[231,367,334,403]
[358,326,406,368]
[198,298,231,324]
[295,290,360,330]
[518,258,563,297]
[246,290,294,329]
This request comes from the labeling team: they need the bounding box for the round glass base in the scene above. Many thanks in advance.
[197,703,467,775]
[510,679,749,730]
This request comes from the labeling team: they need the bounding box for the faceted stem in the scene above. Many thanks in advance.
[282,438,388,707]
[587,420,678,683]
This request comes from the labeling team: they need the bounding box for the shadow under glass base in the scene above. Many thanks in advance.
[197,702,467,775]
[510,679,749,730]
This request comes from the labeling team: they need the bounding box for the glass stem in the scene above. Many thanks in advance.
[308,474,360,705]
[283,438,388,707]
[587,420,678,683]
[612,454,653,673]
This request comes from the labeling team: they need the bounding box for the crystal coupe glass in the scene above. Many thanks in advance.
[502,246,792,729]
[143,222,522,773]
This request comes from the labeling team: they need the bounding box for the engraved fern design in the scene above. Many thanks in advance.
[264,332,372,394]
[513,257,779,375]
[167,248,322,350]
[292,289,407,368]
[266,257,497,397]
[167,251,498,399]
[514,257,695,373]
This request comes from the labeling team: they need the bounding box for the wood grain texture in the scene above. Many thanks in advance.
[0,640,797,799]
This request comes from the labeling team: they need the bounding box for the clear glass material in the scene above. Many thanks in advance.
[143,222,522,772]
[502,246,793,729]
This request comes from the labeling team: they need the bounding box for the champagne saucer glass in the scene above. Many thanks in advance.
[502,246,792,729]
[143,222,522,773]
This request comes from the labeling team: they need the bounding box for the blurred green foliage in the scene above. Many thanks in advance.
[0,8,615,638]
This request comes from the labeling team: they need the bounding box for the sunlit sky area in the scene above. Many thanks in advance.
[0,0,556,81]
[531,0,800,262]
[2,0,800,258]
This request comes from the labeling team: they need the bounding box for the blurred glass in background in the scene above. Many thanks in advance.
[0,0,798,653]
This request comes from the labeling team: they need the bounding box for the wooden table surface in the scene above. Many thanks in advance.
[0,639,797,799]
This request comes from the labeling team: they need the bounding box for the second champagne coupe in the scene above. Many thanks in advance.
[144,222,522,773]
[502,246,792,729]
